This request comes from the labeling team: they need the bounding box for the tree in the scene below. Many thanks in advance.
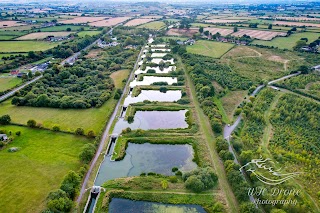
[87,130,95,138]
[268,24,272,29]
[233,26,238,32]
[183,167,218,192]
[60,171,80,199]
[299,65,310,74]
[294,40,307,50]
[15,131,21,136]
[75,128,84,135]
[199,26,204,34]
[161,180,168,189]
[28,71,33,79]
[204,30,209,36]
[79,144,96,164]
[127,115,134,123]
[159,87,167,93]
[0,114,11,125]
[52,125,60,132]
[185,176,204,192]
[47,189,73,212]
[66,27,72,31]
[27,119,37,128]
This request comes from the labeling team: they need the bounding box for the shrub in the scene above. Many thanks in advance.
[177,99,190,105]
[60,171,80,199]
[75,128,85,135]
[87,130,95,138]
[52,126,60,132]
[172,167,178,172]
[0,114,11,125]
[159,87,167,93]
[79,143,96,164]
[168,176,178,183]
[183,167,218,193]
[46,189,72,212]
[161,180,168,189]
[27,119,37,128]
[15,131,21,136]
[127,116,134,123]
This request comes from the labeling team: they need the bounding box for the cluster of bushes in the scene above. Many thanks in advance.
[182,167,218,193]
[46,171,81,212]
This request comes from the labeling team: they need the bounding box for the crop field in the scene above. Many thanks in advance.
[0,25,40,31]
[232,29,287,40]
[137,21,166,30]
[0,77,22,92]
[89,17,131,27]
[205,19,247,24]
[40,25,93,32]
[140,15,163,19]
[124,18,154,26]
[15,32,73,40]
[77,31,101,37]
[0,20,25,28]
[266,16,320,22]
[187,40,234,58]
[0,35,16,40]
[0,69,129,133]
[59,16,108,24]
[0,41,59,52]
[0,125,92,213]
[166,28,198,37]
[204,27,233,36]
[273,21,320,28]
[252,32,320,49]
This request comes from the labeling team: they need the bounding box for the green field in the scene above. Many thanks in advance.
[187,40,234,58]
[77,30,101,37]
[0,125,92,212]
[0,35,16,40]
[137,21,166,30]
[252,32,320,50]
[40,25,94,32]
[0,41,59,52]
[0,77,22,92]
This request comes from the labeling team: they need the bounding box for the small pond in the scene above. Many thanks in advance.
[123,90,182,106]
[109,198,206,213]
[113,110,188,134]
[94,143,197,186]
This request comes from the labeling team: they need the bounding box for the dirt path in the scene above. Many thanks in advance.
[261,93,282,155]
[182,57,239,213]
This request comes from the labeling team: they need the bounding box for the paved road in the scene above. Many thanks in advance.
[251,84,264,96]
[268,72,300,85]
[0,75,42,102]
[76,45,145,204]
